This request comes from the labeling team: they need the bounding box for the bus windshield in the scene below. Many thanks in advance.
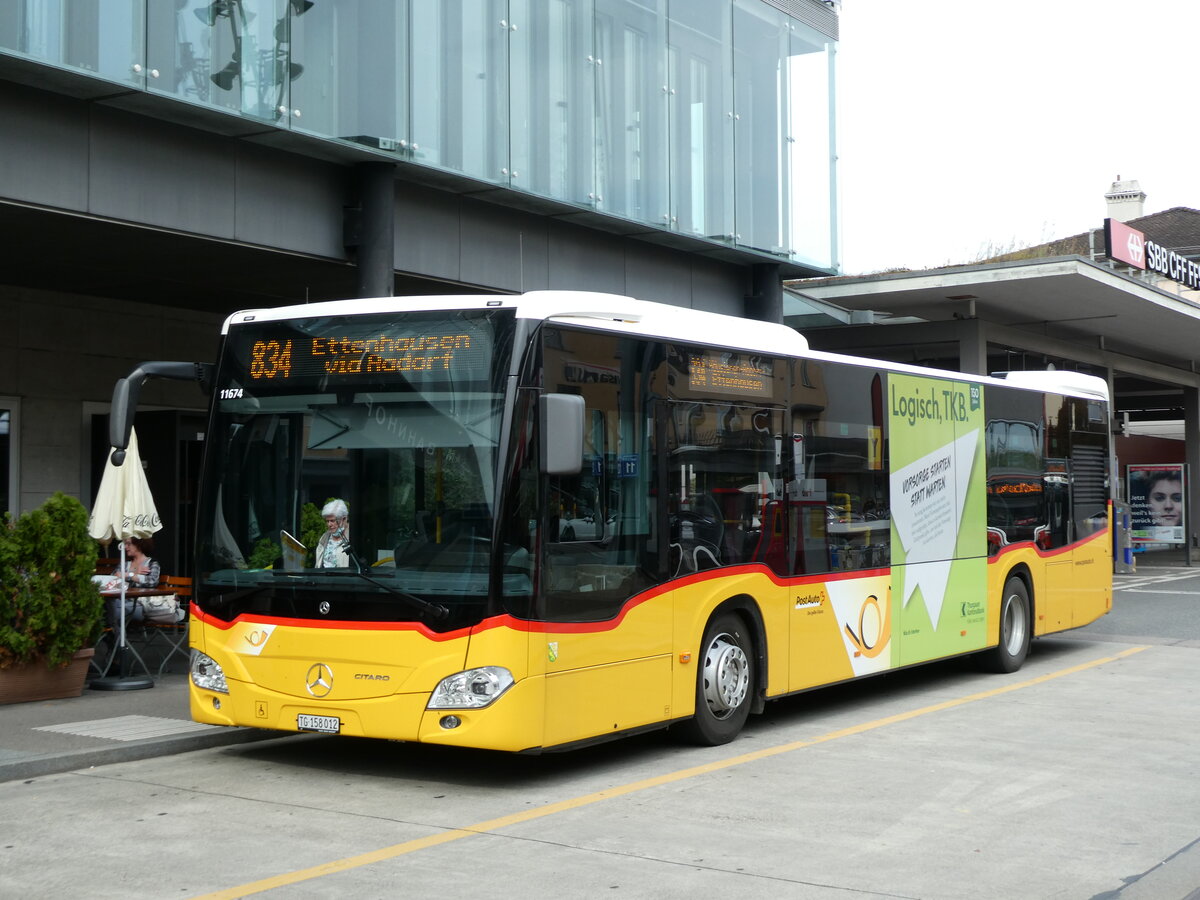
[194,307,519,626]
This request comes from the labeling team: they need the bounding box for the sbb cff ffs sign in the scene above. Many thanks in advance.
[1105,217,1200,291]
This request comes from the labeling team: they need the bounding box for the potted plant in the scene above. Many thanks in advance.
[0,492,103,703]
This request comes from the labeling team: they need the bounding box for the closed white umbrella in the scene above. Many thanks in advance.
[88,428,161,690]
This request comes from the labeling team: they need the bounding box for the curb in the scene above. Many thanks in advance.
[0,726,287,784]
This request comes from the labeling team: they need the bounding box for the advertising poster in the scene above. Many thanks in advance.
[887,374,988,666]
[1127,463,1185,544]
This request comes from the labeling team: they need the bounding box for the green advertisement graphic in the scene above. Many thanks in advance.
[888,374,987,665]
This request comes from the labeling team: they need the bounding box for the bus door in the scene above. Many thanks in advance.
[538,328,669,747]
[1041,459,1073,631]
[1067,409,1113,624]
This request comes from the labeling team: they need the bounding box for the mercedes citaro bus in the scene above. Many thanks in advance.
[107,291,1112,751]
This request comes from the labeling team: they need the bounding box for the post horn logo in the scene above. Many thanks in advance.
[844,590,892,659]
[305,663,334,698]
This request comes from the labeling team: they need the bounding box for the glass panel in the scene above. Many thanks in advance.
[410,0,509,183]
[668,402,784,575]
[732,0,787,255]
[793,363,890,574]
[0,403,13,515]
[667,0,732,240]
[664,343,790,576]
[194,309,518,629]
[593,0,666,223]
[984,387,1045,553]
[148,0,294,124]
[510,0,594,204]
[541,327,660,622]
[288,0,409,154]
[0,1,145,87]
[785,18,835,269]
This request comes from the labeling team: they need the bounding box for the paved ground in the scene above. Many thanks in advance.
[0,672,277,782]
[1,548,1189,786]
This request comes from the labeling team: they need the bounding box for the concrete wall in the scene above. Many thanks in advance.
[0,77,756,518]
[0,284,221,513]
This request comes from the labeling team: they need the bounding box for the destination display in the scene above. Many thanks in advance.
[687,351,773,398]
[227,313,500,389]
[248,332,477,380]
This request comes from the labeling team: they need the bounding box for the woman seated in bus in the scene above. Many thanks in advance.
[315,498,351,568]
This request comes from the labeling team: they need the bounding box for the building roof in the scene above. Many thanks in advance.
[788,256,1200,373]
[984,207,1200,263]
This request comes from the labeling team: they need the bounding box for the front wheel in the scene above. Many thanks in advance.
[978,576,1031,673]
[676,612,755,745]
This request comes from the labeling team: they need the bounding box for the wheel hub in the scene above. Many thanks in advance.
[702,633,749,719]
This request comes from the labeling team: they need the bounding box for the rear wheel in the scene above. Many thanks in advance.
[979,576,1031,673]
[676,612,754,745]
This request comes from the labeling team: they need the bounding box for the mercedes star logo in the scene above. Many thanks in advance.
[318,601,331,615]
[305,662,334,698]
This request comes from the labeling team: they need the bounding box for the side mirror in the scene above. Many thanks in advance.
[108,361,214,465]
[540,393,584,476]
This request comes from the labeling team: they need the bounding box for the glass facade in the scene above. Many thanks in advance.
[0,0,837,269]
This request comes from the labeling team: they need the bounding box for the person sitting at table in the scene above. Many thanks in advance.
[115,536,161,588]
[104,536,162,626]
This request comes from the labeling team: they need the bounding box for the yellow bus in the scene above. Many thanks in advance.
[111,291,1112,750]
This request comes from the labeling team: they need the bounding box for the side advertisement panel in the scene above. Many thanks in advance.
[888,374,988,666]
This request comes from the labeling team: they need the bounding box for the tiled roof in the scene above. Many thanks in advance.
[1127,207,1200,251]
[984,207,1200,263]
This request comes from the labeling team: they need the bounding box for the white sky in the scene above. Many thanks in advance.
[834,0,1200,275]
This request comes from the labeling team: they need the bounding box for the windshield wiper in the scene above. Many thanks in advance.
[339,542,450,621]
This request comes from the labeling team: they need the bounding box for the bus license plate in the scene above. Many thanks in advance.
[297,714,340,734]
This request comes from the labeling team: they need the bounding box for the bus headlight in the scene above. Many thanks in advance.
[428,667,514,709]
[191,650,229,694]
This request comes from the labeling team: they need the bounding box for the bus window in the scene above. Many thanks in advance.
[666,403,785,576]
[539,328,660,621]
[794,365,890,574]
[1069,398,1110,539]
[983,386,1046,552]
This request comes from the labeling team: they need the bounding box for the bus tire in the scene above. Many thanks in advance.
[677,612,754,745]
[979,576,1031,674]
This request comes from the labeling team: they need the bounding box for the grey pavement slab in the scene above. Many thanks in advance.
[0,673,277,782]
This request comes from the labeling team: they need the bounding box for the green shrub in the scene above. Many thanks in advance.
[243,502,328,569]
[0,493,102,669]
[299,501,326,566]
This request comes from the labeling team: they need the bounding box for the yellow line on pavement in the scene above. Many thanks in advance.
[195,645,1148,899]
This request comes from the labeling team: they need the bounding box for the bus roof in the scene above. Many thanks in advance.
[221,291,1108,402]
[222,290,809,357]
[992,369,1109,402]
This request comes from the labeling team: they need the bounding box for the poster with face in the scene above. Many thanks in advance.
[1128,463,1185,544]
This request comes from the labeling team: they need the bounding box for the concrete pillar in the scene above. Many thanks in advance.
[956,318,988,376]
[745,264,783,324]
[1184,385,1200,564]
[1105,368,1119,504]
[354,162,396,299]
